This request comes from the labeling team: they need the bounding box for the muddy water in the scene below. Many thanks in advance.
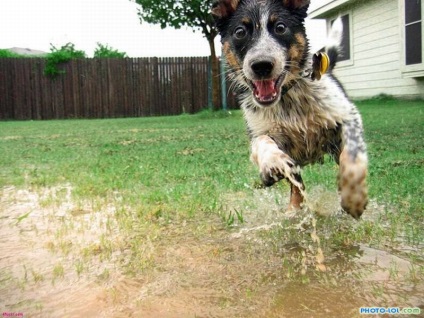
[1,186,423,317]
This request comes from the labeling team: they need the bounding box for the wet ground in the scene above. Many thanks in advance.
[1,185,423,317]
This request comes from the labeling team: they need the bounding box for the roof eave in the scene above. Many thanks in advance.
[308,0,357,19]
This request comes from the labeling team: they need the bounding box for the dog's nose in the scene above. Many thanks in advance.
[251,59,275,77]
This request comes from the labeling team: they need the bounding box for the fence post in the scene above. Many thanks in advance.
[220,55,227,111]
[207,57,213,110]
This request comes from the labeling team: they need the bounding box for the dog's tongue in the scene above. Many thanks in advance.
[253,80,276,101]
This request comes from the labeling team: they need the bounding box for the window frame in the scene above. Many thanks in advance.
[399,0,424,77]
[328,11,354,68]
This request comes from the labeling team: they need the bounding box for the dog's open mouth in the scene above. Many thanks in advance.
[250,75,285,105]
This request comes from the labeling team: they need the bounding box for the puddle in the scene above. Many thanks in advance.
[1,185,423,317]
[0,185,123,317]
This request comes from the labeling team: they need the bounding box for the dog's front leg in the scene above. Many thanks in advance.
[250,135,304,210]
[339,117,369,219]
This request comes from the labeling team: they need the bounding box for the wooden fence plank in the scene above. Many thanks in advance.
[0,59,7,119]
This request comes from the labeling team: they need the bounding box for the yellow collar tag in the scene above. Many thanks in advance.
[311,52,331,81]
[319,52,330,75]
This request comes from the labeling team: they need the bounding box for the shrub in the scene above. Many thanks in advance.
[94,43,127,58]
[0,49,23,58]
[44,43,86,78]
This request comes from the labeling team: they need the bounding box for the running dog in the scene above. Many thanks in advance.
[212,0,368,218]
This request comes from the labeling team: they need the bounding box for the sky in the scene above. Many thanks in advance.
[0,0,327,57]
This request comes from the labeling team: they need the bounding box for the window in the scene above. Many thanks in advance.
[330,14,352,64]
[404,0,422,65]
[400,0,424,76]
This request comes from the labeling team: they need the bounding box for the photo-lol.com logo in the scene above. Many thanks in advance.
[359,307,421,315]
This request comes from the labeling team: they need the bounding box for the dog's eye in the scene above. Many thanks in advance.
[275,22,287,35]
[234,26,247,39]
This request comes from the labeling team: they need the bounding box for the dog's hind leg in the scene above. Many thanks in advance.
[250,135,305,210]
[288,174,305,211]
[338,113,368,219]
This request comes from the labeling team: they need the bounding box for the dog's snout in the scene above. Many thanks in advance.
[251,59,275,78]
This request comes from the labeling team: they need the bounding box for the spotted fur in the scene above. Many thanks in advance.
[212,0,368,218]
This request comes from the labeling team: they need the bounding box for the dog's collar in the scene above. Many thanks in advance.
[280,70,312,97]
[281,52,330,97]
[280,80,297,97]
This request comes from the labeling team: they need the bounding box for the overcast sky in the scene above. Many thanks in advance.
[0,0,327,57]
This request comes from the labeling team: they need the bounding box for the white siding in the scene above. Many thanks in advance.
[329,0,424,99]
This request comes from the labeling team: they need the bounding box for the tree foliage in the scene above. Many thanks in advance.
[136,0,216,40]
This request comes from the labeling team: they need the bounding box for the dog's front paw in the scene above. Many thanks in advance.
[260,164,285,187]
[259,152,298,187]
[251,135,302,189]
[339,151,368,219]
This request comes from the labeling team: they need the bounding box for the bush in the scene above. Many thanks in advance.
[44,43,86,78]
[0,49,23,58]
[94,43,127,58]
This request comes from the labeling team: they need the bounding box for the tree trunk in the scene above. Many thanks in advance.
[208,36,221,111]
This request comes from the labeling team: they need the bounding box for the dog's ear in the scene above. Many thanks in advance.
[283,0,310,9]
[211,0,240,18]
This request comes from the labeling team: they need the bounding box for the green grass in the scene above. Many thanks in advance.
[0,99,423,269]
[0,111,252,219]
[359,98,423,245]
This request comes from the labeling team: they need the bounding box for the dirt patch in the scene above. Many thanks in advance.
[1,185,423,317]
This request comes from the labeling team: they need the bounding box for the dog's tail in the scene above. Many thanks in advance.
[311,17,343,80]
[325,17,343,71]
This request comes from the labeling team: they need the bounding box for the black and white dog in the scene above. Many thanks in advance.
[212,0,368,218]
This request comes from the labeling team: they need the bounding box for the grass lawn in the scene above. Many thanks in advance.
[1,98,421,237]
[0,98,423,316]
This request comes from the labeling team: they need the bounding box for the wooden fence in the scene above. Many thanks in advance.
[0,57,238,120]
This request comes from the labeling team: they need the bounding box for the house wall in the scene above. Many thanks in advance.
[327,0,424,99]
